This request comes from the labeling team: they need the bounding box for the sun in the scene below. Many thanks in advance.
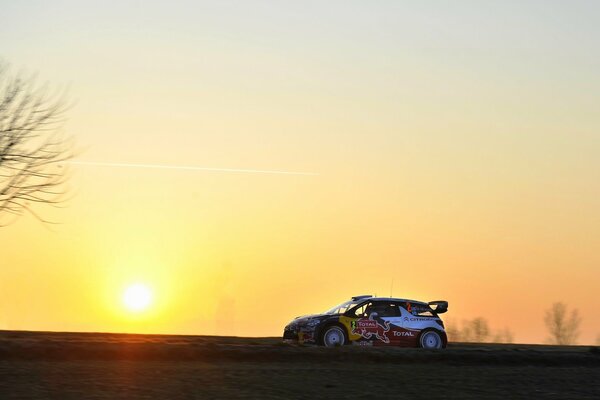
[123,283,153,312]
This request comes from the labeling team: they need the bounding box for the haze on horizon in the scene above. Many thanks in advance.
[1,1,599,344]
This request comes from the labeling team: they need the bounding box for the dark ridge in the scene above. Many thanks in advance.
[1,330,598,366]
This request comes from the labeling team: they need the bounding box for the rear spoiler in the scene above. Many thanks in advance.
[428,301,448,314]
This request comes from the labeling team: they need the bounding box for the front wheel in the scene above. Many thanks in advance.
[322,326,346,347]
[419,330,443,349]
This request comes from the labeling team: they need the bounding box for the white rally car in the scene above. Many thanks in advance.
[283,295,448,348]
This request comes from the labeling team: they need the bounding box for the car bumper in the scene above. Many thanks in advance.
[283,329,299,341]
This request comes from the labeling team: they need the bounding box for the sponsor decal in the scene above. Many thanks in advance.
[351,320,377,329]
[393,331,415,337]
[351,317,391,344]
[404,316,433,322]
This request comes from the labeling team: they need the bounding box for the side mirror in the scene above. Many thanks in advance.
[369,312,378,319]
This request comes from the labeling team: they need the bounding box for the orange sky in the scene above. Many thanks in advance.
[1,1,599,344]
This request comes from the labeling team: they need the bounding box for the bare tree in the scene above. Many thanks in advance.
[468,317,490,342]
[544,302,581,345]
[444,318,462,342]
[447,317,515,344]
[447,317,508,343]
[0,63,71,225]
[492,327,514,344]
[458,320,473,342]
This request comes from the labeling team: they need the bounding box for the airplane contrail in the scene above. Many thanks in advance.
[66,161,319,176]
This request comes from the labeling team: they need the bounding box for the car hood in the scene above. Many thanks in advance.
[290,313,339,327]
[294,313,326,321]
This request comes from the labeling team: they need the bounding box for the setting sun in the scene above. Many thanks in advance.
[123,284,153,312]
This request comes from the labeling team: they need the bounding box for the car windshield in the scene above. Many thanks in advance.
[324,300,361,315]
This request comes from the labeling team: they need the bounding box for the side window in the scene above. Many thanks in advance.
[371,302,401,317]
[352,302,373,318]
[403,302,435,317]
[399,301,412,315]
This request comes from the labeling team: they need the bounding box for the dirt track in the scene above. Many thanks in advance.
[0,330,599,399]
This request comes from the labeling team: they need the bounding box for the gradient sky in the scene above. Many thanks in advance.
[1,1,599,343]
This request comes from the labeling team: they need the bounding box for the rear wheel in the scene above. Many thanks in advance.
[322,326,346,347]
[419,330,443,349]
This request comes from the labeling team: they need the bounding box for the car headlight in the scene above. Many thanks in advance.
[286,322,298,331]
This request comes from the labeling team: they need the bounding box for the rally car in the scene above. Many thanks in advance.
[283,295,448,349]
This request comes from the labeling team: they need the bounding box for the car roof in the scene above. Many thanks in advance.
[358,296,429,306]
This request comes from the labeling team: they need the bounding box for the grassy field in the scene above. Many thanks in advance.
[1,330,599,399]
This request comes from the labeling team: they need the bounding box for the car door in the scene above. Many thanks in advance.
[380,302,419,345]
[374,302,403,344]
[344,301,382,345]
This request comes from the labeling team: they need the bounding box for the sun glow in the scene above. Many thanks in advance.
[123,283,153,312]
